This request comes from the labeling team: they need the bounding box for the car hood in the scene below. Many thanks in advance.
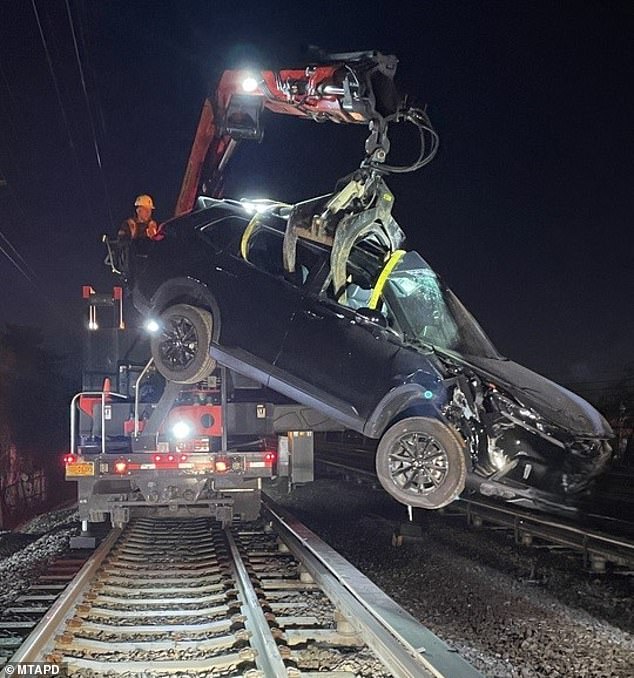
[450,354,612,438]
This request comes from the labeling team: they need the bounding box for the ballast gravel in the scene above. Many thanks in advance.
[2,490,632,676]
[265,478,634,678]
[0,507,79,607]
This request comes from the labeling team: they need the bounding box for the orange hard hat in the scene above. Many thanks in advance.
[134,194,155,209]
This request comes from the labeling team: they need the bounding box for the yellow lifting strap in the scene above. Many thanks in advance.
[368,249,406,310]
[240,214,260,262]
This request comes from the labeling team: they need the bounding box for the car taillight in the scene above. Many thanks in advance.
[215,458,228,473]
[167,454,175,462]
[154,454,162,463]
[180,454,188,462]
[63,454,76,465]
[114,460,128,474]
[264,451,276,463]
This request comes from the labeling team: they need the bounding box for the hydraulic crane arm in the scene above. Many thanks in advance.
[175,98,236,216]
[173,51,439,294]
[174,51,407,216]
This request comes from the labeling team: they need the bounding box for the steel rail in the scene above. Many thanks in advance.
[2,528,121,670]
[262,493,483,678]
[5,505,485,677]
[455,497,634,567]
[224,526,290,676]
[315,455,634,568]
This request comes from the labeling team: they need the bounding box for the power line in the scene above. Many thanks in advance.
[30,0,96,222]
[0,167,67,322]
[0,229,38,281]
[0,238,35,286]
[0,230,67,324]
[0,164,40,281]
[31,0,78,161]
[64,0,115,230]
[76,0,108,139]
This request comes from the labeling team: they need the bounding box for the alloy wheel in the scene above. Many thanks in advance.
[388,432,449,495]
[158,315,198,371]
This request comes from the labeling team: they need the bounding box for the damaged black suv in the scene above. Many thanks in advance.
[124,196,612,511]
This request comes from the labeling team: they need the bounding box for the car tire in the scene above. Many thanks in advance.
[376,417,466,509]
[151,304,216,384]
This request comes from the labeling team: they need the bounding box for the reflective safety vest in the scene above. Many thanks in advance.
[119,217,159,240]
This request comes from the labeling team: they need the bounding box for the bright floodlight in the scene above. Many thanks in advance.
[241,75,258,93]
[172,420,192,440]
[241,199,273,214]
[88,320,99,331]
[145,318,160,333]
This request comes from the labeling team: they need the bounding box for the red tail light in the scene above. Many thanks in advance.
[264,451,276,463]
[114,460,128,474]
[167,454,175,462]
[180,454,188,462]
[63,454,76,465]
[154,454,162,463]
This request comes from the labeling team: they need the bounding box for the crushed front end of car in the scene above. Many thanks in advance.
[436,352,613,507]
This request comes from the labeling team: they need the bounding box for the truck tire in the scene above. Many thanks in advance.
[376,416,466,509]
[151,304,216,384]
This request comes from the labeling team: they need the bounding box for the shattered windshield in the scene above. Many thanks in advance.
[382,251,501,359]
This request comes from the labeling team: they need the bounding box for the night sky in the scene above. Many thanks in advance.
[0,1,632,389]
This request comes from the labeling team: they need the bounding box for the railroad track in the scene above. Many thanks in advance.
[314,455,634,572]
[2,497,481,677]
[0,549,94,662]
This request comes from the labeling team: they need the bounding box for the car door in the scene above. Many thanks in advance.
[209,223,303,366]
[275,279,402,426]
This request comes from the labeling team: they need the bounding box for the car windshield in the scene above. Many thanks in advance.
[382,250,502,359]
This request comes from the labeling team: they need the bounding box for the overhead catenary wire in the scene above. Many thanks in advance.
[30,0,97,224]
[1,5,106,325]
[30,0,78,159]
[0,164,41,282]
[76,0,108,140]
[0,230,69,323]
[0,205,67,322]
[0,240,36,286]
[0,183,40,290]
[64,0,115,230]
[0,228,39,281]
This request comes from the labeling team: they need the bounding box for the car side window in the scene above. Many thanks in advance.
[323,245,403,334]
[198,216,250,252]
[243,227,326,289]
[326,248,380,307]
[292,241,327,288]
[244,228,286,277]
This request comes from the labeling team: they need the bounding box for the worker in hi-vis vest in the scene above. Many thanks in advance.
[117,194,159,240]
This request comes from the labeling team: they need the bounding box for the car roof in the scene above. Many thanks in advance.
[165,196,394,271]
[159,197,280,231]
